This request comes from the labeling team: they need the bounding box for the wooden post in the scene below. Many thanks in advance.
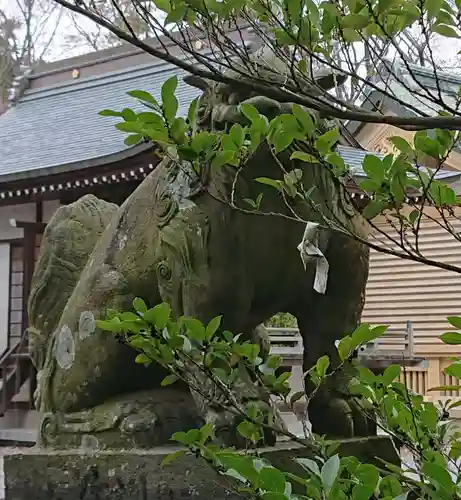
[427,358,441,399]
[406,320,414,358]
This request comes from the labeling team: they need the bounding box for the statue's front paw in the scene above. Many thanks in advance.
[308,395,376,438]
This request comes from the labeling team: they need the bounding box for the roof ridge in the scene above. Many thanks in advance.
[388,58,461,85]
[19,48,216,105]
[18,59,181,104]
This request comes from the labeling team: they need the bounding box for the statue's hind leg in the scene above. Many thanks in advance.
[295,233,376,438]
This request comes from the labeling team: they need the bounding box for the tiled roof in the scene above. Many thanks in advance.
[337,145,461,181]
[0,60,201,182]
[375,61,461,117]
[1,54,459,186]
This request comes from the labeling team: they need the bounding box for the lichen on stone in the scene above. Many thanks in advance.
[55,325,75,370]
[78,311,96,340]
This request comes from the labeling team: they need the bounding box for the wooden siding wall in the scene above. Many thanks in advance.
[361,217,461,355]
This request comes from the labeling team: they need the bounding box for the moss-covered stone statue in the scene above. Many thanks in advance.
[29,51,371,450]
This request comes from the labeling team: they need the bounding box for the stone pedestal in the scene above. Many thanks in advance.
[3,436,399,499]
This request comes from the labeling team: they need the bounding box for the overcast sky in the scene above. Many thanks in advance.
[2,0,461,71]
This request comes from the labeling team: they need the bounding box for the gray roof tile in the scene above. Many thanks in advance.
[0,57,458,186]
[0,61,201,181]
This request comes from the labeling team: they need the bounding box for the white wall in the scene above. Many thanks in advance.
[0,199,61,242]
[0,199,61,355]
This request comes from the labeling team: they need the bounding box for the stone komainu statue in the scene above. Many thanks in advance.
[28,52,371,450]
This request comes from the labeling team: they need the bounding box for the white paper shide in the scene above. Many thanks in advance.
[297,222,329,294]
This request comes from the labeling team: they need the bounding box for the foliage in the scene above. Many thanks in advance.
[265,313,298,329]
[52,1,461,494]
[98,76,461,276]
[55,0,461,276]
[97,298,461,499]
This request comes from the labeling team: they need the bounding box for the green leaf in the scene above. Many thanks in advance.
[408,209,419,224]
[382,365,401,386]
[216,453,259,486]
[115,122,143,133]
[316,355,330,377]
[389,136,413,154]
[337,336,353,361]
[124,134,143,146]
[290,151,318,163]
[392,493,409,500]
[433,24,459,37]
[448,399,461,409]
[362,200,387,219]
[321,454,340,492]
[212,150,236,169]
[183,317,206,342]
[261,494,287,500]
[171,428,201,445]
[444,361,461,379]
[325,152,347,176]
[259,467,286,493]
[187,98,199,128]
[352,323,387,346]
[363,155,385,183]
[161,76,179,123]
[99,109,123,117]
[127,90,160,109]
[161,449,186,466]
[236,421,261,442]
[240,103,262,123]
[360,179,379,192]
[121,107,137,121]
[135,353,151,364]
[292,104,315,135]
[133,297,148,314]
[315,128,340,154]
[440,332,461,345]
[144,302,171,329]
[273,129,295,153]
[447,316,461,329]
[421,461,453,492]
[379,475,404,497]
[95,318,122,333]
[205,316,222,340]
[136,112,164,126]
[229,124,245,148]
[296,457,321,475]
[255,177,282,191]
[289,391,305,405]
[341,13,370,28]
[428,385,461,392]
[161,374,178,386]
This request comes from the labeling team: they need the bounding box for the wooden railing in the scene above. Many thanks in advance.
[0,331,33,417]
[266,325,455,407]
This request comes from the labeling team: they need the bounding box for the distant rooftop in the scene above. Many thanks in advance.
[376,60,461,117]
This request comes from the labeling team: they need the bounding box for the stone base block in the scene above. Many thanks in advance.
[3,436,399,499]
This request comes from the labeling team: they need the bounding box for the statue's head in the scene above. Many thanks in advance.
[183,47,347,130]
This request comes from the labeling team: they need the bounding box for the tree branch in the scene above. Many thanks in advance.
[52,0,461,130]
